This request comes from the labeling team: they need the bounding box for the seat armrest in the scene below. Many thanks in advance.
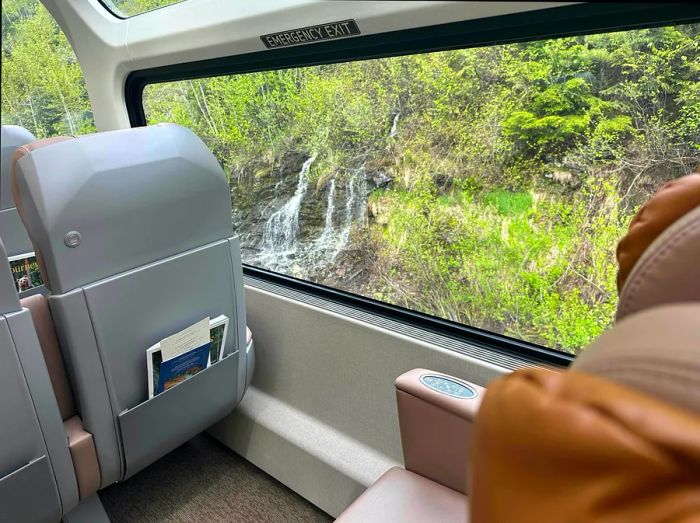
[395,368,484,495]
[64,416,101,499]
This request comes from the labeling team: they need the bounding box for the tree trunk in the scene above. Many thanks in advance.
[57,90,76,134]
[198,82,218,133]
[25,87,41,136]
[189,81,215,133]
[178,83,197,122]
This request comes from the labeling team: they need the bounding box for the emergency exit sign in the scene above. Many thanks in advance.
[261,20,361,49]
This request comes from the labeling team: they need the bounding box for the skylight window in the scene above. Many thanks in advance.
[100,0,185,18]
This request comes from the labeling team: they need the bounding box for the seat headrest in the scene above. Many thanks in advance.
[573,303,700,417]
[1,125,36,210]
[615,173,700,321]
[11,124,232,293]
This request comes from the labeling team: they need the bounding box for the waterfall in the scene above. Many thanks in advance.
[388,112,400,138]
[260,154,317,257]
[306,166,366,267]
[338,171,357,245]
[317,178,337,244]
[251,111,398,275]
[308,178,341,263]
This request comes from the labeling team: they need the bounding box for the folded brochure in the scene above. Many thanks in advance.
[147,315,229,397]
[8,251,44,292]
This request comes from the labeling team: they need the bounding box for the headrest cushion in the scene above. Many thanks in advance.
[10,136,74,290]
[11,124,232,293]
[1,125,36,210]
[617,205,700,320]
[616,173,700,292]
[573,303,700,416]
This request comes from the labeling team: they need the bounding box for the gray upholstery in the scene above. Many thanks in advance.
[0,238,79,522]
[13,124,251,486]
[13,124,232,293]
[0,233,21,314]
[0,125,35,257]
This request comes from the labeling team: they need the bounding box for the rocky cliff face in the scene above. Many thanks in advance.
[231,149,388,283]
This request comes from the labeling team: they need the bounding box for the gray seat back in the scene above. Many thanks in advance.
[13,124,249,486]
[0,238,79,522]
[0,125,35,257]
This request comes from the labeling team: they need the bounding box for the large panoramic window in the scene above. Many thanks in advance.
[143,23,700,354]
[1,0,95,137]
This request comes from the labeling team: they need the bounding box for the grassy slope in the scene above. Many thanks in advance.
[369,181,622,353]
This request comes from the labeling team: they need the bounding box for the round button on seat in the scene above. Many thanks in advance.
[420,375,477,399]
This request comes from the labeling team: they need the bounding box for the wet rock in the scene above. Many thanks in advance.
[368,197,390,226]
[365,170,393,189]
[231,151,370,280]
[431,172,452,189]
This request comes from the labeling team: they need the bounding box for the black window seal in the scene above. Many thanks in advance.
[124,2,700,368]
[244,265,570,367]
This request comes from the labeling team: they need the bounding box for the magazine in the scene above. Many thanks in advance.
[146,343,163,399]
[146,315,229,398]
[208,314,229,365]
[8,252,43,292]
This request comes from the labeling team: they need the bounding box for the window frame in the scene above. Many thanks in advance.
[125,2,700,367]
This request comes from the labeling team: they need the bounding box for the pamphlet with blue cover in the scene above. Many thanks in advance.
[156,342,210,394]
[146,315,229,398]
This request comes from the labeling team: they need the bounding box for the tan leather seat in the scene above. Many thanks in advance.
[471,173,700,522]
[336,467,468,523]
[336,370,481,522]
[471,345,700,523]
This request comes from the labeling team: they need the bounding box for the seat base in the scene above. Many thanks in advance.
[335,467,468,523]
[63,493,110,523]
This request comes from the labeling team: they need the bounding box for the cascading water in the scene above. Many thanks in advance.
[388,112,401,138]
[338,166,362,246]
[308,166,366,266]
[316,178,337,245]
[252,113,393,276]
[258,154,317,269]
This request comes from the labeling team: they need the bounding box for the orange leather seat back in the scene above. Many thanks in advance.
[616,174,700,292]
[471,367,700,523]
[471,173,700,521]
[616,174,700,321]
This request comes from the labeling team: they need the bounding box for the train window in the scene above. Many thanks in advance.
[1,0,95,137]
[99,0,185,18]
[150,23,700,353]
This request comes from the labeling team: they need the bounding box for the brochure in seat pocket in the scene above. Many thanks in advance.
[155,342,210,395]
[208,314,229,365]
[8,251,43,292]
[146,316,230,398]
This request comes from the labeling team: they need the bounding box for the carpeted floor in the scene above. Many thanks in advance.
[99,434,332,522]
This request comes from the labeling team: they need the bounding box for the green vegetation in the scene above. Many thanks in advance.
[1,0,698,353]
[1,0,95,136]
[371,177,622,350]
